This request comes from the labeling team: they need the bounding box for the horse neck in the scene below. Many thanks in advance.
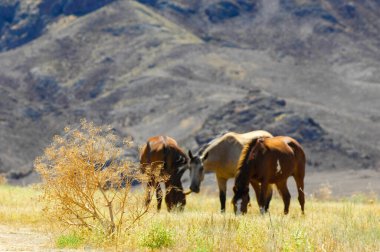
[235,161,251,190]
[176,147,187,161]
[235,138,259,187]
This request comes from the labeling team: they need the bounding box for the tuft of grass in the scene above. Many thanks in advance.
[56,233,84,249]
[0,174,7,185]
[139,222,175,249]
[313,183,332,200]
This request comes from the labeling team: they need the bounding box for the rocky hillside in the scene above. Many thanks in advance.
[0,0,115,51]
[0,0,379,183]
[137,0,380,61]
[193,90,373,170]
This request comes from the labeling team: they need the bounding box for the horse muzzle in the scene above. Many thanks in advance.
[190,185,200,193]
[183,190,192,195]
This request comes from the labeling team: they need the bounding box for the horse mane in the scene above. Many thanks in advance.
[162,138,188,170]
[236,137,259,178]
[197,130,229,157]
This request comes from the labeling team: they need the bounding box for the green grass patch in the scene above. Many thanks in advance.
[56,233,84,249]
[139,222,175,249]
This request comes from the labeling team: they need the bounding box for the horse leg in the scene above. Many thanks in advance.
[145,179,155,207]
[265,185,273,212]
[156,183,163,212]
[251,180,272,212]
[276,180,291,215]
[250,180,260,209]
[294,175,305,214]
[217,176,227,213]
[258,182,269,215]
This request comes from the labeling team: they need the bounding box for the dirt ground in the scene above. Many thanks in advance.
[302,169,380,197]
[0,225,54,252]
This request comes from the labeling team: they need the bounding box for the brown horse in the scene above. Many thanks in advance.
[140,136,189,212]
[232,136,306,215]
[187,130,273,212]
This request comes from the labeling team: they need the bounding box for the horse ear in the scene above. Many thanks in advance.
[248,148,255,161]
[233,186,238,193]
[176,155,186,164]
[188,150,194,159]
[202,152,209,161]
[258,139,267,154]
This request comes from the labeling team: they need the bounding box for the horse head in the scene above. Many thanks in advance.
[188,150,208,193]
[165,185,186,212]
[232,185,250,215]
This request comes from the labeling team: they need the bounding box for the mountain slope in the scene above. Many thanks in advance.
[0,0,204,175]
[136,0,380,60]
[0,0,116,51]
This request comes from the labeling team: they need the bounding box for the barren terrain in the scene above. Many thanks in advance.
[0,0,379,194]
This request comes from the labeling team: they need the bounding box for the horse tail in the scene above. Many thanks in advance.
[146,141,151,164]
[140,141,151,174]
[288,140,306,178]
[288,139,306,213]
[162,136,169,172]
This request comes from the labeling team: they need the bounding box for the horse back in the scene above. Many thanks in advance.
[203,131,272,178]
[140,136,187,173]
[240,130,273,141]
[261,136,305,181]
[140,136,166,165]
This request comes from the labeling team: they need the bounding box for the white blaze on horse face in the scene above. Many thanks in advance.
[276,160,282,174]
[236,199,242,215]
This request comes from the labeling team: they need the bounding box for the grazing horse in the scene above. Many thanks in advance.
[232,136,306,215]
[187,130,273,212]
[140,136,189,212]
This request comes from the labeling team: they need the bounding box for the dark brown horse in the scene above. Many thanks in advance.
[140,136,189,212]
[232,136,306,215]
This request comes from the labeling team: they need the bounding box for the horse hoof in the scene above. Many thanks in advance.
[260,207,265,215]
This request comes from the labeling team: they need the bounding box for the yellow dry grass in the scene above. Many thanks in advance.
[0,184,379,251]
[0,184,43,227]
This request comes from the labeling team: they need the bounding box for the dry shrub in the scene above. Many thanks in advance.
[35,119,152,240]
[313,183,332,200]
[0,174,7,185]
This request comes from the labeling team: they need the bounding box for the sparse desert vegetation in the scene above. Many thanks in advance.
[35,119,154,246]
[1,121,379,251]
[1,0,380,251]
[0,184,379,251]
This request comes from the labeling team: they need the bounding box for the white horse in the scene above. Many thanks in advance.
[188,130,273,212]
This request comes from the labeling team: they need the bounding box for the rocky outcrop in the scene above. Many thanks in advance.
[0,0,115,51]
[194,90,374,170]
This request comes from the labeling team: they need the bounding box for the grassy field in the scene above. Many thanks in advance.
[0,184,379,251]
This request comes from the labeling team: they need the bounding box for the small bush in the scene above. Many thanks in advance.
[139,222,175,249]
[0,174,7,185]
[313,183,332,200]
[56,233,84,249]
[35,119,153,243]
